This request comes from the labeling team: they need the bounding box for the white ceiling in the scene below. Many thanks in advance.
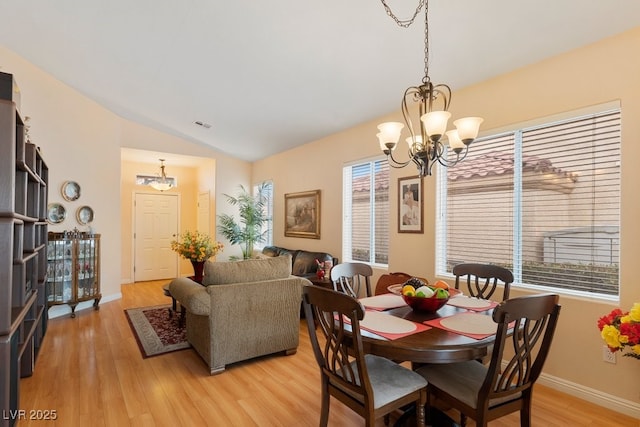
[2,1,640,164]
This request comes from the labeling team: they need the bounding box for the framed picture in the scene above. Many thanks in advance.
[398,176,423,233]
[285,190,321,239]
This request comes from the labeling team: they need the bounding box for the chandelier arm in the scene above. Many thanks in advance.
[434,145,470,168]
[432,84,452,111]
[386,151,413,168]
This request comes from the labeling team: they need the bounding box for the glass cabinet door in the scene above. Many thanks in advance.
[77,238,97,299]
[46,237,73,303]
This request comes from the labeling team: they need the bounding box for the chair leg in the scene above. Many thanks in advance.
[416,395,426,427]
[319,383,330,427]
[521,394,532,427]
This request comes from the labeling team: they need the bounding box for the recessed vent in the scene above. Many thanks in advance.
[193,120,212,129]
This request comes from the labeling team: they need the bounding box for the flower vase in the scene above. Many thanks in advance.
[191,260,205,284]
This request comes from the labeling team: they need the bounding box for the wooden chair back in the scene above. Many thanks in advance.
[419,293,561,427]
[453,263,513,300]
[330,262,373,298]
[302,285,427,426]
[374,272,413,295]
[479,293,561,423]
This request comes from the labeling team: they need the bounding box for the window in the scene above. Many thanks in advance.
[342,158,389,265]
[253,180,273,248]
[436,107,621,297]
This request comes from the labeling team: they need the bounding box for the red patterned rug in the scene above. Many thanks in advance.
[125,304,190,358]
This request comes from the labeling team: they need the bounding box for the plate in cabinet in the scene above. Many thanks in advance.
[47,203,66,224]
[61,180,81,201]
[76,205,94,225]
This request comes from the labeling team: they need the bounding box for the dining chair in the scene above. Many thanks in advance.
[330,262,373,298]
[302,285,427,427]
[416,293,561,427]
[452,263,514,301]
[373,272,412,295]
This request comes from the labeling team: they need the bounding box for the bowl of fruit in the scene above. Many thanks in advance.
[394,278,453,313]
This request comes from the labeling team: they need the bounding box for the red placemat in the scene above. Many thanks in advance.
[446,296,498,312]
[340,311,431,340]
[424,313,497,340]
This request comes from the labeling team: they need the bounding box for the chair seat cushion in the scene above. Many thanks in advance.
[416,360,521,410]
[335,354,427,409]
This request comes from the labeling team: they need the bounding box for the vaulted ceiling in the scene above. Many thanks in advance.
[2,1,640,163]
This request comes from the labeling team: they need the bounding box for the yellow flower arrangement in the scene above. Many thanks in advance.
[597,302,640,360]
[170,231,224,262]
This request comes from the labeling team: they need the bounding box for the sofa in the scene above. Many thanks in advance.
[261,245,338,279]
[168,254,310,375]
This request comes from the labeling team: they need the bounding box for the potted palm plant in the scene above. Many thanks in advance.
[217,183,271,260]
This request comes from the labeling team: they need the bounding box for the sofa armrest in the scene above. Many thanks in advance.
[168,277,210,315]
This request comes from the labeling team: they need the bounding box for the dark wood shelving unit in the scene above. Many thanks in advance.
[0,72,49,427]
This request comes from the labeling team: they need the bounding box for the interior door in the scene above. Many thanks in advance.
[134,192,179,281]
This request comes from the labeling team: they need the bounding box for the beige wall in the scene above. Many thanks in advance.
[253,29,640,410]
[0,45,252,315]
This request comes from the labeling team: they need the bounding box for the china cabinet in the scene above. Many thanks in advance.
[0,72,49,427]
[47,231,101,317]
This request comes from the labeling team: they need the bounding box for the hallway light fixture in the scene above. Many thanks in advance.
[149,159,174,192]
[377,0,483,178]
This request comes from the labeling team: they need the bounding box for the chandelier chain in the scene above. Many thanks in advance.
[379,0,431,83]
[423,0,429,84]
[380,0,425,28]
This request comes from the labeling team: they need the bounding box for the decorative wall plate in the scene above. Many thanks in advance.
[76,205,94,225]
[47,203,66,224]
[61,181,81,201]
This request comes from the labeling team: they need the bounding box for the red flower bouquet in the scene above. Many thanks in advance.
[597,302,640,360]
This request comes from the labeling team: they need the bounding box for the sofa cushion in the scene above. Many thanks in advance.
[292,250,333,276]
[204,254,292,285]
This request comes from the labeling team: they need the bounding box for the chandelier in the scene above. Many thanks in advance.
[376,0,483,178]
[149,159,174,192]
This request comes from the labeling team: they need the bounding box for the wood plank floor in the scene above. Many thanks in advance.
[18,280,640,426]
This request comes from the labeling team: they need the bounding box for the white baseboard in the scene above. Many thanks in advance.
[537,372,640,419]
[48,292,122,319]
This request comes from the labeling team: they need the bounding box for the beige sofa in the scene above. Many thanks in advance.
[168,254,309,375]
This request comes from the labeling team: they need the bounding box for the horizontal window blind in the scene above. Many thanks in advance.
[437,109,620,297]
[343,159,389,265]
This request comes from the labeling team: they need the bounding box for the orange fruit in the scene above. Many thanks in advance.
[432,280,450,290]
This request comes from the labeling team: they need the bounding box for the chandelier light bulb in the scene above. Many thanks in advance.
[377,122,404,146]
[453,117,484,143]
[405,135,424,152]
[420,111,451,142]
[445,130,465,152]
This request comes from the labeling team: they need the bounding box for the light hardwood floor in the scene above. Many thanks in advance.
[18,280,640,426]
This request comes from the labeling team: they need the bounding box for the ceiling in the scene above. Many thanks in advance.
[2,1,640,164]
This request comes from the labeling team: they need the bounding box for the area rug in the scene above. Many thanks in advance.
[125,304,190,358]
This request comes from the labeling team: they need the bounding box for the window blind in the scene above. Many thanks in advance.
[437,109,620,297]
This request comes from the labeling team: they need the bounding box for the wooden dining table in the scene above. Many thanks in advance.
[359,303,497,364]
[354,296,499,427]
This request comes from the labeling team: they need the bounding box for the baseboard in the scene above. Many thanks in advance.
[48,292,122,319]
[537,372,640,419]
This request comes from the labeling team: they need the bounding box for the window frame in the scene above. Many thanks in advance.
[342,156,389,268]
[436,103,621,301]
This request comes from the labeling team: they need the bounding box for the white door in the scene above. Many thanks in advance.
[197,191,210,235]
[134,193,179,281]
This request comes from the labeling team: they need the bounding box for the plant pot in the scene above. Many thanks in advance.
[191,260,205,284]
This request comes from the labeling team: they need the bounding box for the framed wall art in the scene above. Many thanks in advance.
[284,190,321,239]
[398,176,423,233]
